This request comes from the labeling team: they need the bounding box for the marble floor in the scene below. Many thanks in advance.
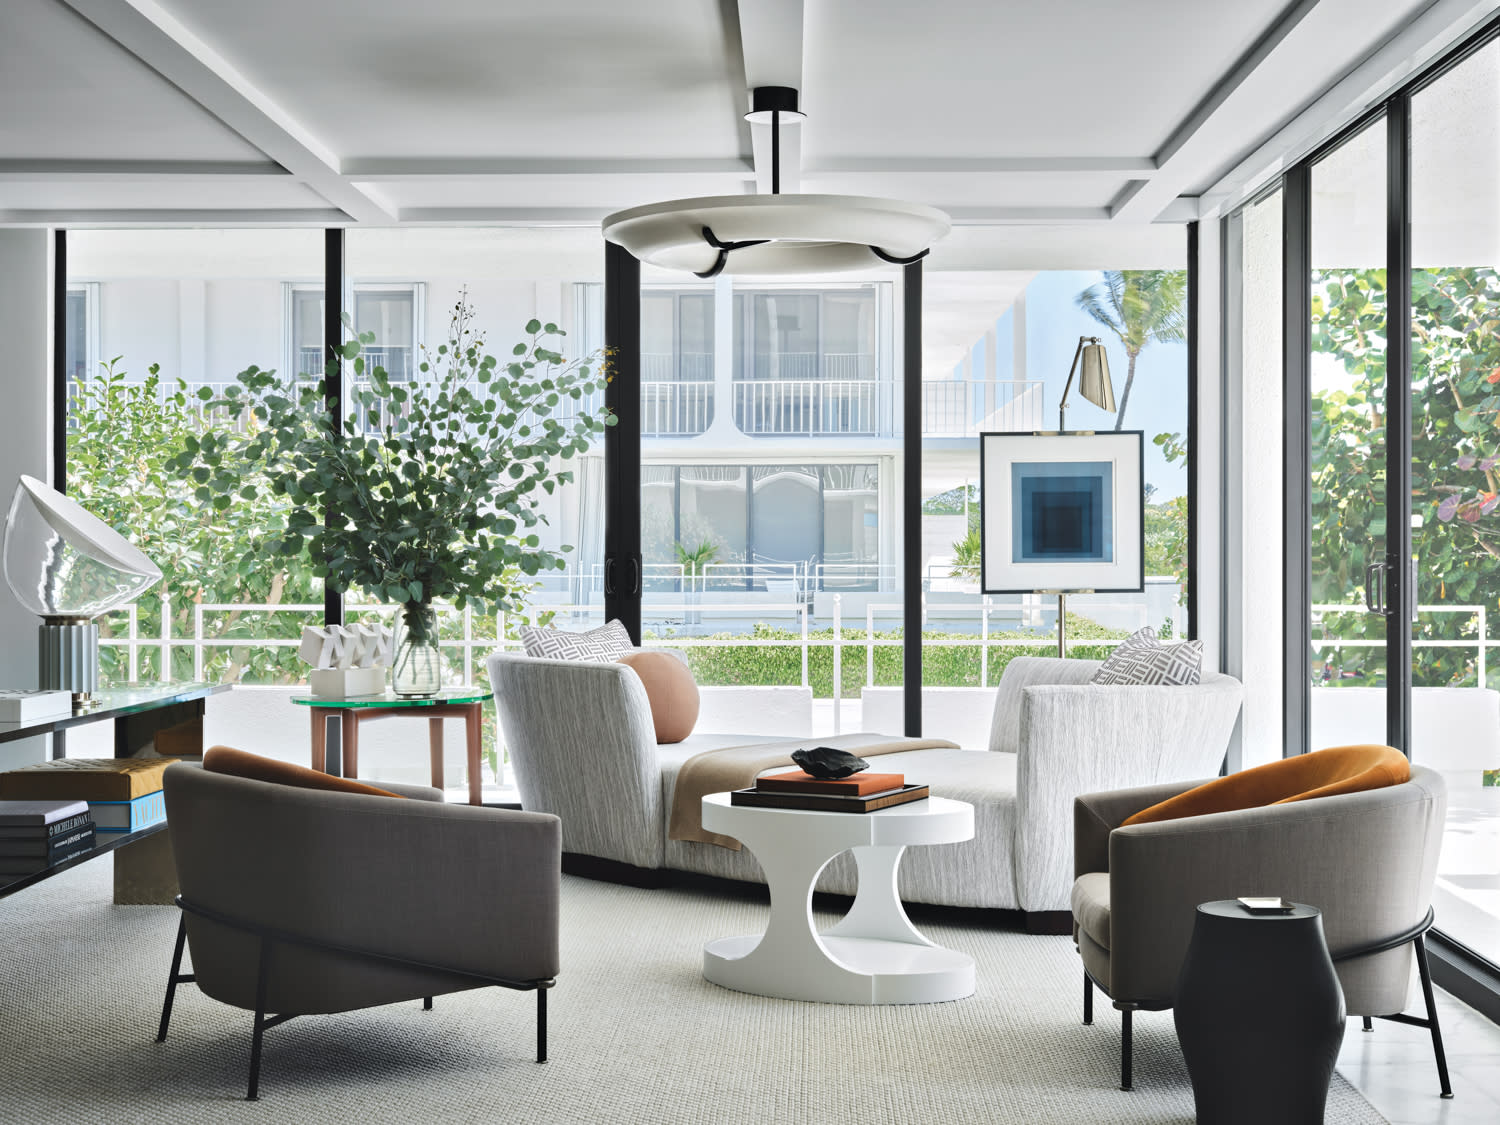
[1339,988,1500,1124]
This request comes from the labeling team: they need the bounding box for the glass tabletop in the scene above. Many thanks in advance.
[290,687,493,709]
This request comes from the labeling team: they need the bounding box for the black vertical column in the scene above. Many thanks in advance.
[1185,221,1199,641]
[1282,165,1312,758]
[604,241,642,643]
[323,228,345,629]
[52,229,68,492]
[903,261,923,737]
[1386,99,1413,757]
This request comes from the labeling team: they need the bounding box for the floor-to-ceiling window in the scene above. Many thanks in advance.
[1226,18,1500,1003]
[65,229,324,687]
[917,267,1190,747]
[1409,39,1500,964]
[1306,120,1390,747]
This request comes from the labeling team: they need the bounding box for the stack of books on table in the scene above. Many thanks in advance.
[0,800,96,881]
[0,758,177,836]
[730,769,929,813]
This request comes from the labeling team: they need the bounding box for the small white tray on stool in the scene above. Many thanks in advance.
[700,791,976,1005]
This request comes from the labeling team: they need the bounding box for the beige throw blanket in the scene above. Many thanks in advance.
[668,733,959,850]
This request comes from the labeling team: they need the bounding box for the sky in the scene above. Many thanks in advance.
[959,269,1190,501]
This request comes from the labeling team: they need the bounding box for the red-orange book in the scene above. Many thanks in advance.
[755,770,906,797]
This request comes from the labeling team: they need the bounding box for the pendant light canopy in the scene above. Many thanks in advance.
[602,87,950,277]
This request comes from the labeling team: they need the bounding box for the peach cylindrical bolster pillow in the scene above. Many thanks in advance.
[1123,744,1410,826]
[618,651,700,744]
[203,745,404,798]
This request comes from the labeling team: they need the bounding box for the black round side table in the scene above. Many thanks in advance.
[1174,900,1346,1125]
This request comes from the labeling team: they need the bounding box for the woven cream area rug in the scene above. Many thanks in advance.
[1,862,1387,1124]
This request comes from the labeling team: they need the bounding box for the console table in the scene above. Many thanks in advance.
[0,683,227,904]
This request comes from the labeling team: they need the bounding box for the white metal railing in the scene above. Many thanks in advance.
[747,352,875,382]
[922,379,1045,436]
[641,381,713,435]
[734,379,892,435]
[1312,603,1492,686]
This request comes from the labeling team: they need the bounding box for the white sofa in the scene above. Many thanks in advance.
[487,652,1243,922]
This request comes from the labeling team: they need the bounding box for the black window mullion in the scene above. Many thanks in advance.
[604,241,643,642]
[52,229,68,493]
[1186,220,1199,641]
[1282,165,1312,759]
[1386,96,1414,757]
[903,262,923,737]
[323,229,345,629]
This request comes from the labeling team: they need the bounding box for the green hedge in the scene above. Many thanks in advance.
[646,615,1126,698]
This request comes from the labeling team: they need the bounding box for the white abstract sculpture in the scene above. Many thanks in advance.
[300,624,394,698]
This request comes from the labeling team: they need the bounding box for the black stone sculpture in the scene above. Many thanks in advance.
[791,746,870,779]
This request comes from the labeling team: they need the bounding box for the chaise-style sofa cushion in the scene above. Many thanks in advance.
[489,650,1245,914]
[1122,743,1410,826]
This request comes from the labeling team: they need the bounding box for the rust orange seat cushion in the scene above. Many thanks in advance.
[203,745,404,798]
[1122,744,1410,826]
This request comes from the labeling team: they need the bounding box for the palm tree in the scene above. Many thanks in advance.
[1074,270,1186,429]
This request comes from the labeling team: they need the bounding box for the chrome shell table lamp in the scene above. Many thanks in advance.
[3,475,162,708]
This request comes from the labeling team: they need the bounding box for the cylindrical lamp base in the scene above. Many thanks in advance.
[39,620,99,708]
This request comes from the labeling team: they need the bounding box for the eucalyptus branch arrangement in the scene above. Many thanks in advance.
[171,293,613,640]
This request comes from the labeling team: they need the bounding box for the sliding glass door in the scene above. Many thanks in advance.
[1409,40,1500,965]
[1307,120,1392,748]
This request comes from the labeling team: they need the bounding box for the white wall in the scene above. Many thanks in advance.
[0,229,55,768]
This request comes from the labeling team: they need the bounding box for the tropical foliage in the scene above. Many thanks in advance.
[1075,270,1188,429]
[1310,266,1500,688]
[168,295,612,639]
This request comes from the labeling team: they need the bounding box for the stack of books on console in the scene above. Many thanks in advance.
[0,758,177,836]
[0,800,96,881]
[730,769,929,813]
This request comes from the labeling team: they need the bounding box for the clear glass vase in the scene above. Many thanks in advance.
[392,602,442,697]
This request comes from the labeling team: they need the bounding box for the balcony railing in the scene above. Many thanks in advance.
[746,352,875,381]
[922,379,1044,436]
[735,379,889,436]
[642,381,713,436]
[298,344,414,381]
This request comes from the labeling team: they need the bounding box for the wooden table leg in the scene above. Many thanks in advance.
[341,711,360,780]
[429,717,445,793]
[466,703,482,806]
[310,710,327,773]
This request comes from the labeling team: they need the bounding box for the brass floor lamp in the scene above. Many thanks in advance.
[1050,336,1117,657]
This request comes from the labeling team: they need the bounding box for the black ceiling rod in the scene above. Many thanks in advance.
[694,225,770,279]
[772,108,780,194]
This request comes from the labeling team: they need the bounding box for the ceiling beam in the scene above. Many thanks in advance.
[57,0,393,223]
[0,159,289,182]
[808,156,1157,175]
[1199,0,1500,215]
[1111,0,1322,222]
[0,209,348,226]
[341,157,755,180]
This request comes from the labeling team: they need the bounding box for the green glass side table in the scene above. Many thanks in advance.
[290,687,494,806]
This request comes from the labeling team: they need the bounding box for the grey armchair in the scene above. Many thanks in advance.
[157,764,562,1100]
[1071,765,1450,1094]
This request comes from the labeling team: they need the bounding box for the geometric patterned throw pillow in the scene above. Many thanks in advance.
[519,618,632,662]
[1089,626,1204,686]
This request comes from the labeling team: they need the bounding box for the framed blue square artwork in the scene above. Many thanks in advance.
[980,432,1144,594]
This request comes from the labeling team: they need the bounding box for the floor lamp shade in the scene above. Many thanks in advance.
[1078,341,1115,413]
[3,476,161,705]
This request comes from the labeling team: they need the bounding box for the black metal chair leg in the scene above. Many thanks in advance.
[1414,936,1454,1099]
[423,996,433,1011]
[1120,1006,1133,1091]
[1362,1016,1373,1032]
[246,938,271,1102]
[1083,973,1093,1025]
[156,914,188,1043]
[536,986,548,1063]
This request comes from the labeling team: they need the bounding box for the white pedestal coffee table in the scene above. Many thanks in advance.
[700,792,975,1004]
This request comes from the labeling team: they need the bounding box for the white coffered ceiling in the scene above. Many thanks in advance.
[0,0,1494,241]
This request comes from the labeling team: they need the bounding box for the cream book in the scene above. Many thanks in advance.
[0,690,74,724]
